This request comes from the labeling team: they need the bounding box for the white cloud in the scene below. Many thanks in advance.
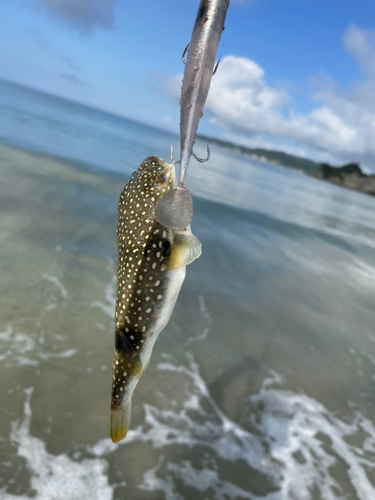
[206,56,290,136]
[206,54,371,165]
[343,24,375,78]
[163,25,375,170]
[33,0,117,33]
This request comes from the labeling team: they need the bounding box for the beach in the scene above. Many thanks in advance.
[1,80,375,499]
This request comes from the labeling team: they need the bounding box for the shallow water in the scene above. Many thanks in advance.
[1,80,375,499]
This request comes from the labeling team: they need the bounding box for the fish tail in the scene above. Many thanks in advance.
[111,399,132,443]
[110,329,143,443]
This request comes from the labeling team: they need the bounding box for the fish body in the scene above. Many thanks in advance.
[111,156,201,443]
[179,0,229,183]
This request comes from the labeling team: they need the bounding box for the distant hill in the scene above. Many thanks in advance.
[309,163,375,196]
[317,162,364,178]
[199,134,375,197]
[198,134,321,172]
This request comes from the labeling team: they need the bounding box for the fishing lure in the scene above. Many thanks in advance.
[155,0,230,230]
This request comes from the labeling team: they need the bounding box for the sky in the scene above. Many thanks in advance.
[1,0,375,170]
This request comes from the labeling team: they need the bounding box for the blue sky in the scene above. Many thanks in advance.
[1,0,375,169]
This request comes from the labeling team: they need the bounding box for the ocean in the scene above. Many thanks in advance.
[1,78,375,500]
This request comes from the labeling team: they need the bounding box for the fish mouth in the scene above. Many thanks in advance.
[157,162,176,191]
[159,161,176,190]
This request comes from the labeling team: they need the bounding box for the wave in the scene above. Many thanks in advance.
[88,354,375,499]
[2,388,113,500]
[3,352,375,499]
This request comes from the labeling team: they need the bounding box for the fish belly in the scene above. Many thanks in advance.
[111,267,186,443]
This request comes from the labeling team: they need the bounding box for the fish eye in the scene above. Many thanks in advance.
[159,173,169,184]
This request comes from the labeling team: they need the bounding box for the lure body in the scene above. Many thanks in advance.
[179,0,229,185]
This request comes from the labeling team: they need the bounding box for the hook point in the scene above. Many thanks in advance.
[182,43,190,65]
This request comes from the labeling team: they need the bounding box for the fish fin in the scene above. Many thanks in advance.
[111,399,132,443]
[167,233,202,271]
[137,345,154,379]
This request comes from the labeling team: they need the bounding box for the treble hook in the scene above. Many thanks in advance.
[213,59,220,76]
[170,144,180,165]
[192,143,210,163]
[182,43,190,65]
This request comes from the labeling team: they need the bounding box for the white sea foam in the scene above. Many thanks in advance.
[186,294,212,345]
[0,324,79,367]
[139,457,182,500]
[3,348,375,499]
[44,303,57,312]
[1,388,113,500]
[346,257,375,292]
[94,356,263,460]
[90,353,274,498]
[91,275,116,319]
[41,273,68,298]
[250,374,375,500]
[90,353,375,499]
[38,348,77,360]
[3,303,373,500]
[144,459,279,500]
[139,457,274,500]
[0,325,37,366]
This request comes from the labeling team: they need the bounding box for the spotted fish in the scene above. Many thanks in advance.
[111,156,201,443]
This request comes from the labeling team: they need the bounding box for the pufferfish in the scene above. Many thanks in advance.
[111,156,201,443]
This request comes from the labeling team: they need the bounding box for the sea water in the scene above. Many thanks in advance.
[1,79,375,499]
